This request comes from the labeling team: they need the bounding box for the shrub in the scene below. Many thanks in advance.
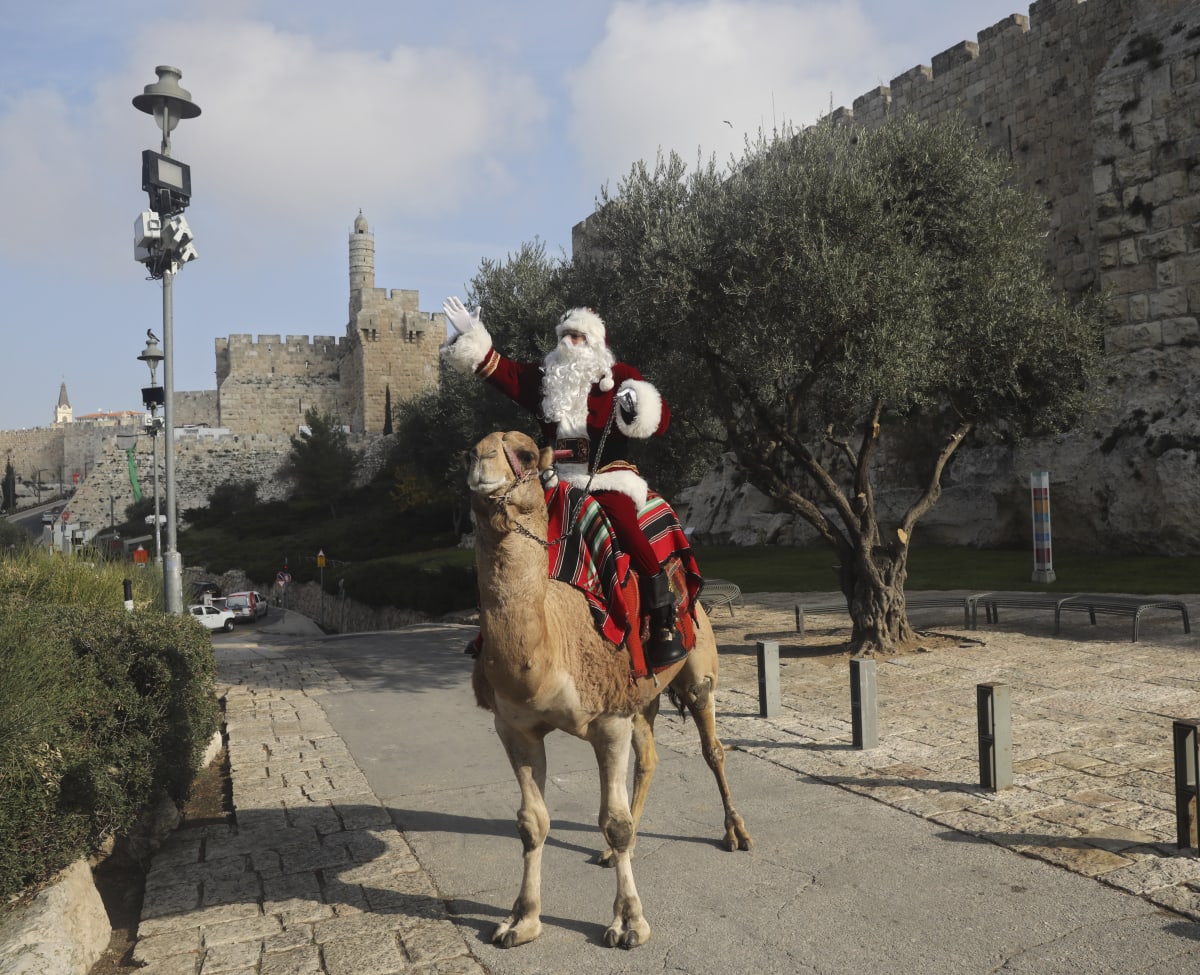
[0,555,218,903]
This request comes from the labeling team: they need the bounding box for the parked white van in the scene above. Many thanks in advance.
[224,591,267,622]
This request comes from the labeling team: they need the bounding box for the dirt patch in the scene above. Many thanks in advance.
[87,745,233,975]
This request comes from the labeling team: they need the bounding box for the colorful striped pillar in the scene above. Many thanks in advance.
[1030,471,1056,583]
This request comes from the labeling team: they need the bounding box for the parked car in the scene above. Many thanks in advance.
[188,603,236,632]
[224,591,268,622]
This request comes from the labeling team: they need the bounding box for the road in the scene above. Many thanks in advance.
[293,626,1200,975]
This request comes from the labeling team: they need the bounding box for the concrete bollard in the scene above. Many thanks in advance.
[1172,718,1200,854]
[850,657,878,749]
[756,641,781,717]
[123,578,134,613]
[977,683,1013,790]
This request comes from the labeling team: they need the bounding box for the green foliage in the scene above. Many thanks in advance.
[330,558,478,616]
[0,552,217,902]
[2,461,14,512]
[184,479,259,529]
[460,115,1106,651]
[282,408,359,516]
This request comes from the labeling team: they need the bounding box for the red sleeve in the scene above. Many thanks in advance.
[478,349,544,416]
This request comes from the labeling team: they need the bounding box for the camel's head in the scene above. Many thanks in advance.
[465,430,551,500]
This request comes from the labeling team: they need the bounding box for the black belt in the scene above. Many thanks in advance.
[553,437,590,467]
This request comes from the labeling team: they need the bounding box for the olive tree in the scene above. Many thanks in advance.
[471,115,1104,654]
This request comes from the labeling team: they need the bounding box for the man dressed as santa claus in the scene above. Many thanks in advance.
[441,296,686,669]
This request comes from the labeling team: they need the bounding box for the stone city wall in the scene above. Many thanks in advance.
[678,0,1200,555]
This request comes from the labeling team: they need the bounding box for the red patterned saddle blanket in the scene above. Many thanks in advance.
[544,483,702,678]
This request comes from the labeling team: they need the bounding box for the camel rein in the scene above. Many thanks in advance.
[489,401,619,550]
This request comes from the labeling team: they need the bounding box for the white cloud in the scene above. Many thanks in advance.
[566,0,885,191]
[0,13,549,270]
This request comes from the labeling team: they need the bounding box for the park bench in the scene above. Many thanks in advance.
[969,592,1066,629]
[795,593,976,636]
[1054,593,1191,643]
[971,591,1191,642]
[700,579,743,617]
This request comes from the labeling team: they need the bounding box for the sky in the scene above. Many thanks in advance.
[0,0,1033,430]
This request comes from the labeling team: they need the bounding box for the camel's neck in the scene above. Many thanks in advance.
[474,499,553,657]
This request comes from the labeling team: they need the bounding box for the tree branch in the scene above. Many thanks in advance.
[899,420,974,535]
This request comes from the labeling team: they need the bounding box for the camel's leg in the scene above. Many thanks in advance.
[598,697,659,868]
[591,715,652,949]
[492,720,550,948]
[683,677,753,852]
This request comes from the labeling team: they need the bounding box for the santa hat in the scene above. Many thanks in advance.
[555,307,614,391]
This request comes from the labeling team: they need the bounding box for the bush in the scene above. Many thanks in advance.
[0,556,218,903]
[333,558,478,616]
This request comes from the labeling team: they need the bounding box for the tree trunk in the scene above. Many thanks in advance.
[841,547,916,655]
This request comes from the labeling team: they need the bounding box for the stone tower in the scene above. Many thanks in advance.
[54,381,72,425]
[341,212,442,432]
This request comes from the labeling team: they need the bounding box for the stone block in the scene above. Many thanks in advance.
[1140,227,1187,259]
[1105,321,1163,353]
[1162,317,1200,345]
[1149,286,1188,318]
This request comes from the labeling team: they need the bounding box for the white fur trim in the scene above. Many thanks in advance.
[440,323,493,374]
[614,379,663,439]
[555,307,606,346]
[562,468,649,508]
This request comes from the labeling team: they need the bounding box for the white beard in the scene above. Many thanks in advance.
[540,338,615,436]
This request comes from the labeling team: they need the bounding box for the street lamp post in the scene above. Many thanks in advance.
[138,335,165,565]
[132,66,200,614]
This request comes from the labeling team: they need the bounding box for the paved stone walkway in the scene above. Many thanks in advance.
[127,592,1200,972]
[130,642,486,975]
[693,591,1200,920]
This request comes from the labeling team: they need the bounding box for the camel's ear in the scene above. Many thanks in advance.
[538,446,554,472]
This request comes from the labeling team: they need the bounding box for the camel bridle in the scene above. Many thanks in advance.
[487,441,550,549]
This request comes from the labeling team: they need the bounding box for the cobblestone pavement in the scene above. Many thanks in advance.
[129,593,1200,973]
[692,591,1200,920]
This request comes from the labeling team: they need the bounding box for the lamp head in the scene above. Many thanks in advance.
[132,66,201,141]
[138,336,165,385]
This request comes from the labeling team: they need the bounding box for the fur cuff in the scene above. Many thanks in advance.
[614,379,663,439]
[562,468,649,508]
[440,324,493,375]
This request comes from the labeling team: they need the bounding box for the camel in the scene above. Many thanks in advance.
[465,429,752,950]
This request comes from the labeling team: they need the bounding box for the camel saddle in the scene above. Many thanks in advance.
[544,483,702,678]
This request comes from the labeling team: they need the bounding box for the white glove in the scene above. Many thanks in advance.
[616,387,637,413]
[442,296,480,336]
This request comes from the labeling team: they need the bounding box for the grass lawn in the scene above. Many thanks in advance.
[688,544,1200,595]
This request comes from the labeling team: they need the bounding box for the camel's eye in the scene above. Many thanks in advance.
[516,449,536,469]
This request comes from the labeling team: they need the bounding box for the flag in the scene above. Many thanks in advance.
[127,448,142,503]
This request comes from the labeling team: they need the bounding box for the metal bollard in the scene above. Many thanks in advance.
[977,683,1013,790]
[850,657,878,749]
[756,641,781,717]
[1172,718,1200,853]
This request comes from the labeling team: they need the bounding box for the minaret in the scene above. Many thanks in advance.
[348,210,374,317]
[54,381,72,425]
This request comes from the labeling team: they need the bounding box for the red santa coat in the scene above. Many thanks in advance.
[442,324,669,506]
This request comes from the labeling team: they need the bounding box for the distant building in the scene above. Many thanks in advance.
[212,212,444,435]
[54,381,72,425]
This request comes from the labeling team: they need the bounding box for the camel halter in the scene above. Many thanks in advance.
[489,442,550,549]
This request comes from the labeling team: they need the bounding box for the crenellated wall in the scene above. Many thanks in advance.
[672,0,1200,554]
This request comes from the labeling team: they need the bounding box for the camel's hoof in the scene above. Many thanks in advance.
[604,921,650,948]
[595,849,617,868]
[492,918,540,948]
